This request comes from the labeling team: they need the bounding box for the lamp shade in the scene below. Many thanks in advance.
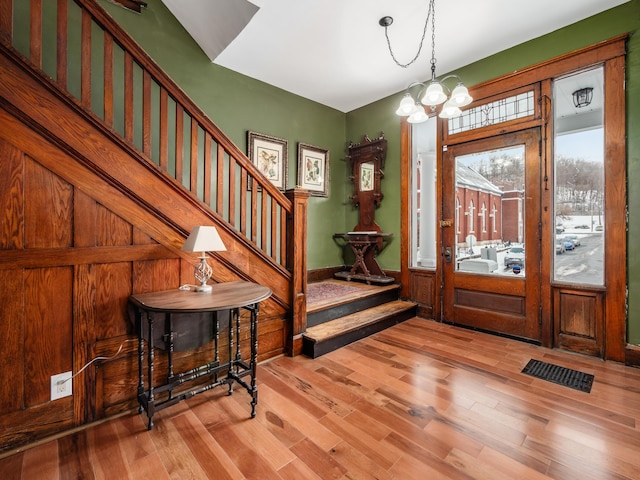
[182,226,226,253]
[422,82,447,106]
[449,84,473,107]
[396,93,418,116]
[407,105,429,123]
[438,100,462,119]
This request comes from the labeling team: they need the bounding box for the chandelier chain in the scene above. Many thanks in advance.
[382,0,435,69]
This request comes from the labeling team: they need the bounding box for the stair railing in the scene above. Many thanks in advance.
[0,0,298,273]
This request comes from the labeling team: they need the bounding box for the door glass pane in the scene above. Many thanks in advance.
[553,67,604,285]
[411,116,437,268]
[455,145,526,277]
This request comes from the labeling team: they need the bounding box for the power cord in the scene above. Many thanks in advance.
[58,338,138,386]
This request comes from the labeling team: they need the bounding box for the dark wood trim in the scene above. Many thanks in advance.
[307,266,346,283]
[626,344,640,367]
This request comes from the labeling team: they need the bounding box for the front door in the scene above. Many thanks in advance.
[442,129,542,342]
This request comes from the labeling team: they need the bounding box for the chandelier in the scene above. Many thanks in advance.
[379,0,472,122]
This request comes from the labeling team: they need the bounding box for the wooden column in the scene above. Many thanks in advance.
[285,188,309,356]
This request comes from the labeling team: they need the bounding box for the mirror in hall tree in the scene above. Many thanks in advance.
[348,133,387,232]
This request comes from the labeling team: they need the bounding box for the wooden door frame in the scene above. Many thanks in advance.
[400,35,627,360]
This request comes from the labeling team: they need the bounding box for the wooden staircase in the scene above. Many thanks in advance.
[302,280,417,358]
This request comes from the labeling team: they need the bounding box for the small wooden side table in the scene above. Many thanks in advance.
[129,281,271,429]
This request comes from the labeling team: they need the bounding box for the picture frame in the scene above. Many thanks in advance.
[247,131,288,191]
[297,143,329,197]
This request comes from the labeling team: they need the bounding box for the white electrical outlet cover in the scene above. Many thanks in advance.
[51,371,73,401]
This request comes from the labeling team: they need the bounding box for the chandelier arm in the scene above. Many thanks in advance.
[381,0,434,69]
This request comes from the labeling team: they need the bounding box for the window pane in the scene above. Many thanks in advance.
[553,67,604,285]
[411,117,437,268]
[455,146,525,277]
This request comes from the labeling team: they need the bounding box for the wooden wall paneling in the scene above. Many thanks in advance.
[0,139,24,249]
[0,271,25,414]
[74,190,97,248]
[24,266,73,406]
[410,270,435,319]
[133,226,156,246]
[96,204,132,246]
[132,258,181,294]
[95,262,133,339]
[24,158,73,249]
[74,263,96,424]
[553,288,604,357]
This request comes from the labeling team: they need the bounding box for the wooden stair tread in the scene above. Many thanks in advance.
[303,300,416,343]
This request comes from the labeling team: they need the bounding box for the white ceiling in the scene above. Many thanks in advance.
[161,0,629,113]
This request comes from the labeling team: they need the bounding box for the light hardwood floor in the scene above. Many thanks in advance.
[2,318,640,479]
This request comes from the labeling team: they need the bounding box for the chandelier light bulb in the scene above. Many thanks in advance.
[422,82,447,106]
[396,93,418,116]
[408,105,429,123]
[450,83,473,106]
[438,100,462,119]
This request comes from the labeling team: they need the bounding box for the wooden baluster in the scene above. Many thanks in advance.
[228,156,236,227]
[240,169,248,235]
[250,178,257,243]
[124,51,134,142]
[142,70,151,157]
[203,133,212,205]
[0,0,12,43]
[56,0,67,88]
[80,8,91,108]
[216,143,224,214]
[30,0,42,67]
[175,103,184,184]
[159,88,168,171]
[261,192,267,249]
[271,201,277,260]
[103,32,114,127]
[280,208,287,265]
[190,117,198,194]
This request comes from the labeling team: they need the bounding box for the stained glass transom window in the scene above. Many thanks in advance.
[447,91,535,135]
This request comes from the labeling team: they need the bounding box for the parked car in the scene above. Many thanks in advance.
[555,239,565,254]
[564,234,580,246]
[563,239,575,251]
[504,246,525,268]
[595,225,604,231]
[575,224,590,229]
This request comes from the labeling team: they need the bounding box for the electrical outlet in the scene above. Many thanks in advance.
[51,371,72,401]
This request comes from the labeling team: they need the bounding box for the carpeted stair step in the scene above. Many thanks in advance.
[307,282,400,328]
[302,300,417,358]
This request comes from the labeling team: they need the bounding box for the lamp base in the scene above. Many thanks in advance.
[194,284,213,293]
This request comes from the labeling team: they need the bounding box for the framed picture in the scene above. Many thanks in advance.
[297,143,329,197]
[247,131,288,190]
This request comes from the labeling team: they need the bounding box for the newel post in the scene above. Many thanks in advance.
[285,188,309,356]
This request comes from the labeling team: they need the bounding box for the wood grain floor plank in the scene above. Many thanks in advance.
[21,441,58,480]
[146,411,210,479]
[5,318,640,480]
[172,410,245,480]
[252,383,341,451]
[318,411,400,470]
[288,437,347,480]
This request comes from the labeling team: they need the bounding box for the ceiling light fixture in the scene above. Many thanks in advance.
[572,87,593,108]
[379,0,472,122]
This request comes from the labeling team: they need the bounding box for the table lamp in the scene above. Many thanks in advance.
[182,226,226,293]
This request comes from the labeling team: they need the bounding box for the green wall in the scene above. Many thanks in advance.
[99,0,639,343]
[347,0,640,344]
